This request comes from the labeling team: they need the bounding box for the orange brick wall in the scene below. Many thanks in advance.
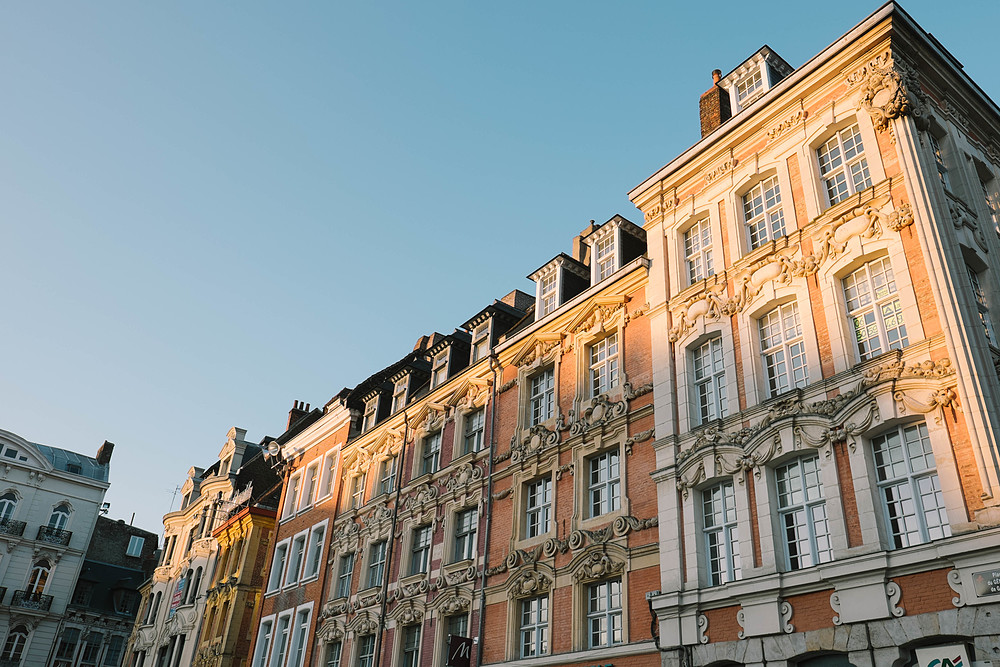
[892,568,956,616]
[703,604,741,643]
[785,589,836,633]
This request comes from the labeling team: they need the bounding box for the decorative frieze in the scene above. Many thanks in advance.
[705,158,739,184]
[766,110,807,141]
[507,569,552,599]
[573,552,625,582]
[568,395,628,436]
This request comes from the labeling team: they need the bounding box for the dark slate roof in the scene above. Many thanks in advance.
[34,444,108,482]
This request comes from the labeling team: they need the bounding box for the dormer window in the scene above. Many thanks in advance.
[362,397,378,431]
[594,234,616,281]
[471,321,490,363]
[735,69,763,105]
[431,350,449,388]
[539,272,557,318]
[391,378,408,413]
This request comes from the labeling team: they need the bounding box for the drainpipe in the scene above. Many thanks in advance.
[373,412,409,667]
[475,353,502,667]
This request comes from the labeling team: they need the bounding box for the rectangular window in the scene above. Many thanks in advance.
[401,625,421,667]
[693,337,727,424]
[471,321,490,363]
[379,456,397,495]
[349,474,366,510]
[320,453,336,499]
[594,233,616,281]
[421,432,442,476]
[844,257,907,360]
[968,265,997,345]
[980,176,1000,238]
[81,631,103,665]
[775,455,832,570]
[410,525,432,576]
[463,409,486,455]
[453,508,478,562]
[431,350,449,388]
[818,123,872,206]
[126,535,145,558]
[336,553,355,599]
[586,579,623,648]
[529,369,555,425]
[588,451,621,517]
[759,302,808,396]
[103,636,124,667]
[743,175,786,250]
[736,69,763,104]
[288,608,310,667]
[267,543,288,592]
[703,481,741,585]
[362,397,378,431]
[305,525,326,579]
[253,620,274,667]
[873,423,951,548]
[445,615,469,654]
[284,476,301,518]
[524,478,552,539]
[285,534,306,586]
[391,377,408,414]
[589,333,620,396]
[520,595,548,658]
[684,218,714,284]
[302,464,319,510]
[929,132,951,190]
[324,641,342,667]
[539,272,557,317]
[368,541,387,588]
[270,615,291,667]
[356,635,375,667]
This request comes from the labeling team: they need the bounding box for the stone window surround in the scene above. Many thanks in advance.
[676,327,738,433]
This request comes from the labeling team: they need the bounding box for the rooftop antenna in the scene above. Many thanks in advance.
[167,485,181,512]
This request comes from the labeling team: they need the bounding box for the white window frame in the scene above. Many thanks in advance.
[872,422,951,549]
[593,232,617,282]
[287,605,313,667]
[335,552,355,599]
[431,350,449,389]
[284,475,301,519]
[735,68,763,105]
[519,595,548,658]
[538,271,558,318]
[589,332,620,396]
[284,531,307,587]
[252,617,275,667]
[126,535,145,558]
[356,635,376,667]
[301,463,319,511]
[692,337,727,425]
[453,508,478,562]
[683,217,714,285]
[400,624,421,667]
[320,452,337,500]
[409,525,432,576]
[367,541,387,589]
[586,578,623,649]
[266,540,289,593]
[304,522,327,580]
[775,455,832,570]
[979,174,1000,238]
[742,175,787,251]
[703,480,741,586]
[817,123,872,207]
[421,432,442,476]
[391,377,408,414]
[323,640,342,667]
[759,301,808,397]
[843,257,908,361]
[524,478,552,539]
[463,408,486,455]
[348,474,366,510]
[362,396,378,431]
[471,321,490,363]
[528,368,555,426]
[378,456,397,495]
[268,611,293,667]
[588,450,621,518]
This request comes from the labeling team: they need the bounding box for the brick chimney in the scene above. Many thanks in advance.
[287,400,311,430]
[572,220,598,264]
[96,441,114,465]
[700,69,731,137]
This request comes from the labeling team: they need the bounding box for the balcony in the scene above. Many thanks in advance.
[0,519,26,537]
[11,589,53,611]
[37,525,71,546]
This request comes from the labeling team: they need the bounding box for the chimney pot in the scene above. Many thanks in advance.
[712,69,722,84]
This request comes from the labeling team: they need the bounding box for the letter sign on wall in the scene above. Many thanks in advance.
[446,635,472,667]
[914,644,971,667]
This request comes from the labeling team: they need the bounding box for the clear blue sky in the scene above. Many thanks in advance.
[1,1,996,535]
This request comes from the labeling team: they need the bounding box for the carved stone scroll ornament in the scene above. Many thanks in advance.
[440,595,471,615]
[716,435,782,484]
[491,487,513,501]
[622,381,653,400]
[401,483,439,513]
[568,395,628,436]
[948,569,965,607]
[508,569,552,599]
[780,600,795,633]
[676,461,706,500]
[317,620,345,642]
[573,552,625,582]
[855,53,926,140]
[498,377,518,394]
[831,592,843,626]
[555,463,574,480]
[510,425,559,463]
[887,581,905,618]
[948,196,989,252]
[698,614,709,644]
[397,606,424,626]
[445,462,484,493]
[354,617,379,637]
[894,387,960,424]
[624,429,655,455]
[794,401,879,458]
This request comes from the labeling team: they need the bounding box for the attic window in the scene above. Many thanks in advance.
[470,321,490,363]
[391,378,408,413]
[66,463,82,474]
[431,350,449,389]
[362,396,378,431]
[735,69,763,104]
[3,449,17,459]
[538,272,558,318]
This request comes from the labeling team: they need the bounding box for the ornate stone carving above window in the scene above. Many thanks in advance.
[506,569,552,599]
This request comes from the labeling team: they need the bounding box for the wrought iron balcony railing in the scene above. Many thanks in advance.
[0,519,26,537]
[11,589,53,611]
[36,525,71,546]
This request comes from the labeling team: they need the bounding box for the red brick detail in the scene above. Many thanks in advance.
[786,153,810,231]
[746,475,762,569]
[700,85,731,138]
[717,199,731,275]
[892,568,956,616]
[703,605,741,643]
[731,311,747,412]
[943,400,981,517]
[785,589,836,633]
[833,441,863,548]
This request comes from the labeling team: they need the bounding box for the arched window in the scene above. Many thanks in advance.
[0,492,16,521]
[28,559,51,595]
[48,503,70,530]
[0,625,28,661]
[148,591,162,625]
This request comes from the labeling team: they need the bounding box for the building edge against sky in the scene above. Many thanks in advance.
[121,2,1000,666]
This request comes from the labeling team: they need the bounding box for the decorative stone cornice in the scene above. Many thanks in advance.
[507,569,552,599]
